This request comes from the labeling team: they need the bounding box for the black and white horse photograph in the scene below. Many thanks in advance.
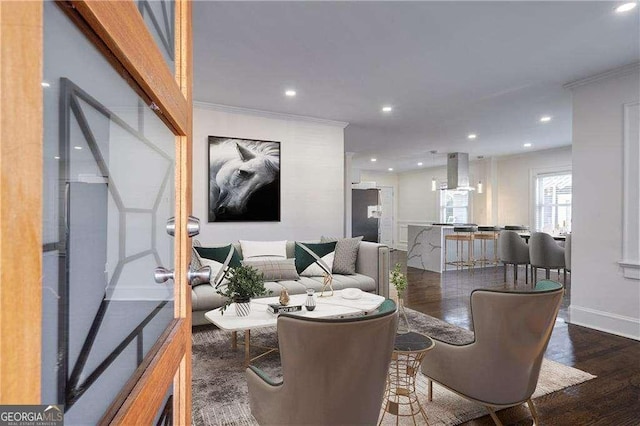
[208,136,280,222]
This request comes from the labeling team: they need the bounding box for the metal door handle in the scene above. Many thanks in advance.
[166,216,201,237]
[187,216,200,237]
[155,265,211,286]
[154,266,174,283]
[188,265,211,286]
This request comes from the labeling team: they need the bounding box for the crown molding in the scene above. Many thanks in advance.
[564,62,640,90]
[193,101,349,129]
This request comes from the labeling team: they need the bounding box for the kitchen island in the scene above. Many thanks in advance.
[406,224,497,273]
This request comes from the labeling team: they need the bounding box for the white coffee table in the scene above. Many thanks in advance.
[205,290,386,365]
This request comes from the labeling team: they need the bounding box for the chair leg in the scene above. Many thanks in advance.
[527,399,541,426]
[444,239,447,272]
[503,263,507,282]
[525,264,529,284]
[545,268,550,279]
[514,264,518,282]
[485,406,504,426]
[564,268,567,284]
[427,379,433,402]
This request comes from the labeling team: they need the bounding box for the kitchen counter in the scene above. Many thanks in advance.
[406,224,497,273]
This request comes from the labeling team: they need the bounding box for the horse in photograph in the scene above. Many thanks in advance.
[209,139,280,221]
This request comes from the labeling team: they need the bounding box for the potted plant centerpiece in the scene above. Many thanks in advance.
[390,263,410,334]
[217,264,270,316]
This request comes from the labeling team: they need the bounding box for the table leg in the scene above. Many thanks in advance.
[244,329,251,366]
[231,331,237,350]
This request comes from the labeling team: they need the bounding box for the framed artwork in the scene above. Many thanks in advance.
[208,136,281,222]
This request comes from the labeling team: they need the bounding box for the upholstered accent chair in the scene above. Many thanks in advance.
[421,281,564,426]
[529,232,566,283]
[246,301,398,425]
[498,230,531,283]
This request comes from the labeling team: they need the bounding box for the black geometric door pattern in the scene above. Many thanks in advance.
[56,78,175,412]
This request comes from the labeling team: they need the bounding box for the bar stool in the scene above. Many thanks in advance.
[444,226,478,271]
[475,226,500,267]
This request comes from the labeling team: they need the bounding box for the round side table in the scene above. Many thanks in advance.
[378,332,435,425]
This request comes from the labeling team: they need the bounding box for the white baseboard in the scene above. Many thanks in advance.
[568,305,640,340]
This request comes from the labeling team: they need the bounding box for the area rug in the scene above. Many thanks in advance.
[192,308,595,426]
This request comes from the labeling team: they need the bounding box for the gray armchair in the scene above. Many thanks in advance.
[421,281,564,425]
[498,230,530,283]
[246,301,398,425]
[529,232,566,282]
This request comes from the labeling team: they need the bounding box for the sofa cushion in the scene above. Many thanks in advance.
[305,273,376,293]
[242,258,300,282]
[240,240,287,260]
[190,273,377,312]
[192,284,228,311]
[194,245,242,287]
[295,242,336,277]
[321,236,363,275]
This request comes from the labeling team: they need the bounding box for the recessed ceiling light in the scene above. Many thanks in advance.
[371,158,377,162]
[74,146,82,150]
[41,82,50,88]
[615,2,637,13]
[54,156,60,160]
[285,89,296,97]
[388,167,394,171]
[540,116,552,123]
[467,133,477,140]
[417,162,423,166]
[523,143,532,148]
[382,106,393,113]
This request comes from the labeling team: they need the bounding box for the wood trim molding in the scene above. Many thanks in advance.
[110,320,188,425]
[620,101,640,280]
[70,0,189,135]
[564,62,640,90]
[174,0,192,424]
[0,0,43,404]
[193,101,350,129]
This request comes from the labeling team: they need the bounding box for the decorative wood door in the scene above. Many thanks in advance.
[0,1,193,424]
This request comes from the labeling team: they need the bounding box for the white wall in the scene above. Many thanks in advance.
[193,104,346,244]
[496,146,572,228]
[569,69,640,340]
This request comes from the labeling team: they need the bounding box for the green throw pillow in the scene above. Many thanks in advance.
[294,242,336,277]
[194,245,242,287]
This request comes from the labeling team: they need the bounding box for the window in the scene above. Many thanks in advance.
[440,190,469,223]
[535,172,572,233]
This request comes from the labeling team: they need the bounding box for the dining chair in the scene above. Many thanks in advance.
[497,230,530,283]
[529,232,566,283]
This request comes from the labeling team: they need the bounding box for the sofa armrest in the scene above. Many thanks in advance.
[356,242,390,298]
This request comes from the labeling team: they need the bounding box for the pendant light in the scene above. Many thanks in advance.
[477,180,483,194]
[430,150,437,191]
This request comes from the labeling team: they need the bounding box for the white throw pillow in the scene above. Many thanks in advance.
[198,257,230,287]
[239,240,287,260]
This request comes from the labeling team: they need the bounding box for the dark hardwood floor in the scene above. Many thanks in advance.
[391,250,640,426]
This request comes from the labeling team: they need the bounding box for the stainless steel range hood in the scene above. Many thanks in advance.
[446,152,475,191]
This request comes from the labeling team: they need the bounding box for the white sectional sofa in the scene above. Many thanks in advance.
[192,240,390,326]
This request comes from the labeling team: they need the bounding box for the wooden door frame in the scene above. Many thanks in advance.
[0,0,44,404]
[0,1,193,424]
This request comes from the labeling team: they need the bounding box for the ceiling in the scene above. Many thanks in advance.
[193,1,639,172]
